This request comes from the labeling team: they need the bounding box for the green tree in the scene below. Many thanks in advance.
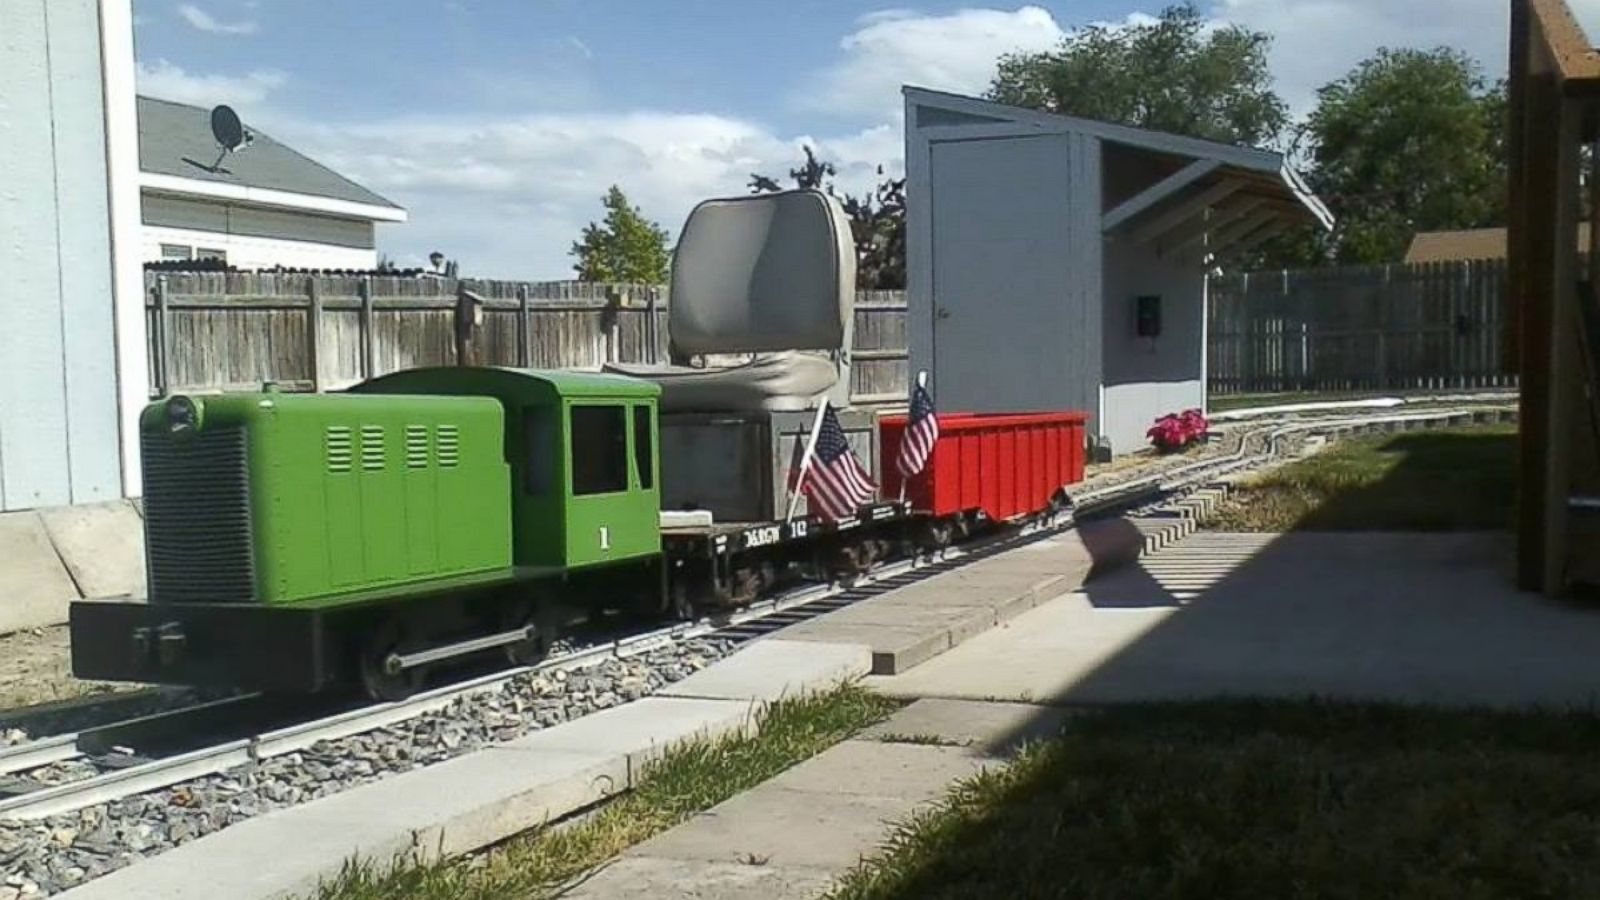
[750,147,907,290]
[989,3,1287,147]
[571,186,671,283]
[1302,47,1506,264]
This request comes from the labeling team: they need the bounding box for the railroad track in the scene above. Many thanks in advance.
[0,400,1516,828]
[0,511,1075,823]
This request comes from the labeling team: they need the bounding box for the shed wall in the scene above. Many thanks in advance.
[0,0,124,511]
[1099,239,1206,453]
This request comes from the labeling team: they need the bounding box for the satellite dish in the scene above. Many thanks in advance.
[211,105,246,152]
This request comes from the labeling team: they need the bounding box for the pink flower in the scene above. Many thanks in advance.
[1147,409,1210,452]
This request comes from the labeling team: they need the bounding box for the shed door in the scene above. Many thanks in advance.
[930,135,1078,414]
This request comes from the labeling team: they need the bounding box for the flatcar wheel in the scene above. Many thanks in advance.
[360,622,424,702]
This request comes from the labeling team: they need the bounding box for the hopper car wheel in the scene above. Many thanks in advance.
[501,602,547,667]
[360,621,424,702]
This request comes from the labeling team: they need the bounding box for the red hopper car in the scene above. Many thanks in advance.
[879,411,1088,522]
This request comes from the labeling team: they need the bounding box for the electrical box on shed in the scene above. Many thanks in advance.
[1135,295,1162,338]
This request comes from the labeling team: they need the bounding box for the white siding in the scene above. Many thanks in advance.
[142,225,378,270]
[1098,239,1206,453]
[0,0,126,511]
[141,194,379,270]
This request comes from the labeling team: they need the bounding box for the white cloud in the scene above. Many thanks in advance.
[565,36,593,60]
[803,6,1065,121]
[176,4,258,35]
[275,111,895,278]
[135,59,286,107]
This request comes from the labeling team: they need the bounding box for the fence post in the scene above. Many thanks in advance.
[1376,265,1390,391]
[605,287,623,365]
[359,276,376,380]
[307,279,323,392]
[455,284,482,366]
[153,275,171,397]
[646,286,660,364]
[1279,269,1292,393]
[517,283,531,367]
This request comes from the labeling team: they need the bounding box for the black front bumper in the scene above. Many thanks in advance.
[70,600,340,693]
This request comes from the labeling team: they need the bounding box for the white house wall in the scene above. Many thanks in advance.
[0,0,127,511]
[141,194,378,269]
[1099,238,1206,453]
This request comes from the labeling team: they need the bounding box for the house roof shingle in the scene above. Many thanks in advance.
[137,96,402,213]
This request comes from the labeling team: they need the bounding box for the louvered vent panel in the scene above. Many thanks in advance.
[326,426,353,473]
[405,426,429,469]
[142,427,257,603]
[360,425,385,471]
[436,425,460,468]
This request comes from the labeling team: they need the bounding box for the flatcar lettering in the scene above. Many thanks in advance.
[745,525,782,548]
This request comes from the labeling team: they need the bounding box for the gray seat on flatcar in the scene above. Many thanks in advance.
[605,189,856,412]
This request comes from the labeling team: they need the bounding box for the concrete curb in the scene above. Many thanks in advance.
[779,510,1208,677]
[57,642,870,900]
[0,500,145,636]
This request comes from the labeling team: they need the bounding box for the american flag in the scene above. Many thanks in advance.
[795,404,877,521]
[895,381,939,479]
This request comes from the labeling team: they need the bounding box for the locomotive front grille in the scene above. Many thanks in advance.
[142,425,258,603]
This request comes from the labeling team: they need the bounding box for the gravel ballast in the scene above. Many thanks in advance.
[0,637,736,898]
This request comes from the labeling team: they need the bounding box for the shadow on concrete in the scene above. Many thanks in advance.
[849,432,1600,896]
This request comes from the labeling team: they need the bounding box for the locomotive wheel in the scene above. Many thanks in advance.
[500,601,546,667]
[359,621,424,702]
[671,580,695,621]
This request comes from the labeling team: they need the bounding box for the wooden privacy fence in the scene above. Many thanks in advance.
[1207,259,1514,395]
[146,272,910,405]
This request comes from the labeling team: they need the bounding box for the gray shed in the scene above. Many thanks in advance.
[903,87,1332,455]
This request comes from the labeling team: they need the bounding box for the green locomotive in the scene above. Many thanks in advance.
[72,368,666,699]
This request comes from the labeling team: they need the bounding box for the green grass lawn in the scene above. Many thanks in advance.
[1206,425,1516,532]
[831,700,1600,900]
[313,685,897,900]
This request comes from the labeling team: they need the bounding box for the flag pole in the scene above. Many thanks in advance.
[897,371,929,504]
[786,399,831,523]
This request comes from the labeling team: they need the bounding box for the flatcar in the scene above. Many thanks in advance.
[70,189,1088,699]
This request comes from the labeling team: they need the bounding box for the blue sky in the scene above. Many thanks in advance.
[132,0,1597,278]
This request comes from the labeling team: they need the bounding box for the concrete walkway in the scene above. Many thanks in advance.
[872,531,1600,708]
[559,529,1600,900]
[560,699,1070,900]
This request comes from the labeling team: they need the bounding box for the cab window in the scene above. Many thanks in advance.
[570,405,628,495]
[632,405,653,490]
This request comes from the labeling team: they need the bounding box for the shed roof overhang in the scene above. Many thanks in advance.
[903,87,1332,265]
[1098,149,1330,265]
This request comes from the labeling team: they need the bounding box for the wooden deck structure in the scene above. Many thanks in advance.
[1507,0,1600,594]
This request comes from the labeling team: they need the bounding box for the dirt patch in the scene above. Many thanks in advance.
[0,625,127,710]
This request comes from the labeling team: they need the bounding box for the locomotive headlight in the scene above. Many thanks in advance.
[167,395,201,433]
